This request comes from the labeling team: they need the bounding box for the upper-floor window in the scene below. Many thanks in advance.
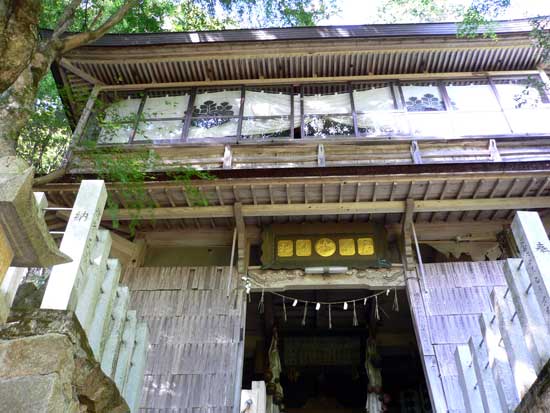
[86,74,550,145]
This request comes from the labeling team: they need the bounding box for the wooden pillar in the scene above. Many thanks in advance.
[234,202,248,275]
[41,180,107,311]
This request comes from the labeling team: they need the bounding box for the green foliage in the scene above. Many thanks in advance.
[377,0,465,24]
[458,0,511,38]
[15,73,72,174]
[531,17,550,63]
[83,140,214,234]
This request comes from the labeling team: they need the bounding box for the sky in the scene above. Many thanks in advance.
[321,0,550,26]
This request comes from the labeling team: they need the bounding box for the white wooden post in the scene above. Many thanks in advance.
[455,345,484,413]
[41,180,107,311]
[251,381,266,413]
[468,337,504,413]
[74,230,112,332]
[511,211,550,325]
[491,286,537,399]
[503,258,550,372]
[478,312,519,411]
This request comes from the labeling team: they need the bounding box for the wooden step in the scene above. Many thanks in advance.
[101,285,130,377]
[88,259,122,359]
[123,322,149,413]
[114,310,137,391]
[75,230,112,333]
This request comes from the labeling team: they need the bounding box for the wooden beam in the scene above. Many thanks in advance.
[234,202,247,275]
[97,70,540,92]
[402,199,416,270]
[104,196,550,221]
[60,58,105,85]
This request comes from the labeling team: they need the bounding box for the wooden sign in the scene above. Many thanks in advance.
[283,336,361,366]
[261,223,390,269]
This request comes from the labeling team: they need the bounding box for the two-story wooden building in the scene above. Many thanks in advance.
[37,18,550,413]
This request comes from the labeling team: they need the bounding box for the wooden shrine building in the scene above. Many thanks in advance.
[32,17,550,413]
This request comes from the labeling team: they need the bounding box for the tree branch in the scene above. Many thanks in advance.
[51,0,83,40]
[61,0,137,53]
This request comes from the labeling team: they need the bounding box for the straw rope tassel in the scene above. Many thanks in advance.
[393,288,399,312]
[375,295,380,320]
[352,301,358,327]
[283,297,287,322]
[329,304,332,329]
[302,302,308,326]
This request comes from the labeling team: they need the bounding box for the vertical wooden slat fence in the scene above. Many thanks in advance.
[121,266,245,413]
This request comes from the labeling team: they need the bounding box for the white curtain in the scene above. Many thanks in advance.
[98,98,141,143]
[495,83,543,109]
[98,86,402,141]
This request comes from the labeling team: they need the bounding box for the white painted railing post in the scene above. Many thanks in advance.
[511,211,550,325]
[41,180,107,311]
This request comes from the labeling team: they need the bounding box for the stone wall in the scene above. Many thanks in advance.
[0,310,128,413]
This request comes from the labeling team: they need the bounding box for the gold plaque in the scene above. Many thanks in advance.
[357,238,375,256]
[315,238,336,257]
[277,240,294,257]
[296,239,312,257]
[339,239,356,256]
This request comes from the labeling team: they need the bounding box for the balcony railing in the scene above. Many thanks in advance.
[79,74,550,146]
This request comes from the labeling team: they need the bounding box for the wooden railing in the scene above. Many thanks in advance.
[0,180,148,413]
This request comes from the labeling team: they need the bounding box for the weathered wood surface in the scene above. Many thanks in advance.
[122,266,245,412]
[41,180,107,311]
[69,137,550,174]
[408,261,507,412]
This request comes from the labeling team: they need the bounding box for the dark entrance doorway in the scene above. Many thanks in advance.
[242,289,432,412]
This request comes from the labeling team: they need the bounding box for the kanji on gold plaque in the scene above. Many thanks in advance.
[315,238,336,257]
[357,238,375,256]
[277,240,294,257]
[339,239,356,256]
[296,239,312,256]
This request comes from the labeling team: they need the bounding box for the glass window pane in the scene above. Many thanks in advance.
[135,120,183,141]
[408,113,452,137]
[452,112,510,136]
[506,108,550,134]
[304,115,354,137]
[193,90,241,117]
[188,118,238,139]
[101,97,142,122]
[98,123,133,144]
[446,83,499,111]
[353,86,395,112]
[241,117,292,140]
[494,80,545,109]
[402,85,445,112]
[243,91,293,116]
[357,113,409,136]
[142,95,189,119]
[303,93,351,114]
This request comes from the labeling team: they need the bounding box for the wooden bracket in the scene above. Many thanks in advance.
[489,139,502,162]
[234,202,248,275]
[317,144,326,167]
[223,145,233,169]
[402,198,416,271]
[60,58,105,86]
[410,141,422,164]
